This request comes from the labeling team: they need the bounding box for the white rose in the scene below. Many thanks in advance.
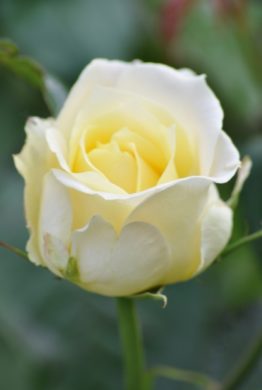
[14,59,240,296]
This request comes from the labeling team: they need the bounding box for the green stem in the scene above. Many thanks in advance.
[151,366,220,390]
[117,298,146,390]
[0,240,28,259]
[221,327,262,390]
[222,229,262,257]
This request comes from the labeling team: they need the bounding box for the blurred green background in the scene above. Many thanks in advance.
[0,0,261,389]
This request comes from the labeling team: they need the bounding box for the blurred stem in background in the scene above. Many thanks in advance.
[150,365,220,390]
[222,229,262,257]
[221,326,262,390]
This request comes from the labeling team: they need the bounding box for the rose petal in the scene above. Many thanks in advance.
[13,117,55,264]
[72,216,170,296]
[126,177,212,283]
[38,172,72,274]
[46,127,69,171]
[198,185,233,272]
[209,130,240,183]
[53,170,135,232]
[57,59,129,137]
[57,59,239,183]
[117,62,223,175]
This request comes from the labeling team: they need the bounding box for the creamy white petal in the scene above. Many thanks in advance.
[39,172,72,274]
[46,128,69,171]
[126,177,212,283]
[52,168,177,202]
[71,216,170,296]
[209,130,240,183]
[197,183,232,271]
[13,117,55,264]
[116,62,224,178]
[53,170,135,232]
[57,59,129,138]
[198,198,232,273]
[57,59,239,183]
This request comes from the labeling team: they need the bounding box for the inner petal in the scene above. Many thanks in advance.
[88,141,137,193]
[175,126,199,177]
[84,102,170,165]
[65,85,200,194]
[158,125,178,185]
[130,143,159,192]
[112,127,164,173]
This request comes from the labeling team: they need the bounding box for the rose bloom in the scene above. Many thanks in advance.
[14,60,240,296]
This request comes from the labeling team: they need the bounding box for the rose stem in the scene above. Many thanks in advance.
[0,240,28,260]
[117,297,146,390]
[222,229,262,257]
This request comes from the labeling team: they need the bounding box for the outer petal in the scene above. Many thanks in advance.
[209,130,240,183]
[57,59,129,137]
[198,185,233,273]
[13,117,56,264]
[39,172,72,275]
[53,168,186,232]
[116,61,225,178]
[125,177,212,283]
[52,169,138,232]
[71,216,170,296]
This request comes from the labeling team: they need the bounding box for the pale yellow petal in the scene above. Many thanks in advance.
[57,59,130,138]
[13,117,56,265]
[209,130,240,183]
[158,126,178,185]
[198,184,233,273]
[112,127,163,174]
[39,172,72,274]
[126,177,212,283]
[71,216,170,296]
[52,169,140,232]
[117,62,224,177]
[88,141,137,193]
[76,88,170,170]
[130,143,159,192]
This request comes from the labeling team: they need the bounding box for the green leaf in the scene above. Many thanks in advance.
[0,39,67,116]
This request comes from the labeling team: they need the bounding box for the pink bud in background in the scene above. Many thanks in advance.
[160,0,195,43]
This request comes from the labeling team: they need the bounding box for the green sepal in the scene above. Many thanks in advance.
[64,257,79,282]
[129,287,167,308]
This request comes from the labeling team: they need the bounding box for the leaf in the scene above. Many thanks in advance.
[0,39,67,116]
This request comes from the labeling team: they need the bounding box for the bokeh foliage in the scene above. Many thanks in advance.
[0,0,261,389]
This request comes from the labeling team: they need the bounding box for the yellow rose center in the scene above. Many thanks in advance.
[69,100,198,193]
